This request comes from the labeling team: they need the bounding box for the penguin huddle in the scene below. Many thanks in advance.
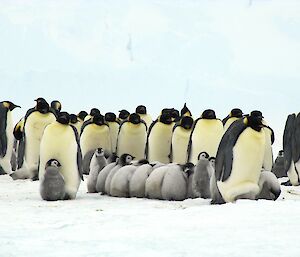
[0,98,284,203]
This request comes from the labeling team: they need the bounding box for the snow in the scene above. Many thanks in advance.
[0,175,299,257]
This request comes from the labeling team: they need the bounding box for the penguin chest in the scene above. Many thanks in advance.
[148,123,173,163]
[190,120,223,164]
[80,124,111,155]
[117,123,147,159]
[224,117,239,131]
[108,122,120,152]
[172,127,191,164]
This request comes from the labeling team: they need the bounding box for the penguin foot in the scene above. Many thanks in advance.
[31,175,39,181]
[281,180,292,186]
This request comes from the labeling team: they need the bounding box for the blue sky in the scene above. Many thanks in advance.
[1,0,300,153]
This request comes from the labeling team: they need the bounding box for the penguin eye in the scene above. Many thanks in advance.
[53,160,58,166]
[126,156,133,162]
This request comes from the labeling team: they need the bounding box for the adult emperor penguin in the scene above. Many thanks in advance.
[50,100,62,115]
[135,105,152,130]
[222,108,243,131]
[87,148,107,193]
[80,114,111,174]
[105,112,120,153]
[21,98,57,179]
[40,159,65,201]
[0,101,20,174]
[211,112,266,204]
[116,113,147,160]
[283,113,299,186]
[170,116,194,164]
[272,150,285,178]
[146,113,174,164]
[188,109,223,165]
[104,153,134,195]
[39,112,83,200]
[110,159,149,197]
[118,109,130,123]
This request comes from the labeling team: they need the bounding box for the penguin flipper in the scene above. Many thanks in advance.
[0,106,8,157]
[293,113,300,165]
[17,136,25,169]
[215,119,247,182]
[222,115,230,126]
[283,114,296,174]
[71,125,84,181]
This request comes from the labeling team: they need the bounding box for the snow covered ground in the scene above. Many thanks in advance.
[0,175,299,257]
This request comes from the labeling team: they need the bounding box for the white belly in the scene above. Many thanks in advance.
[190,119,223,164]
[80,124,111,156]
[224,117,239,131]
[217,127,266,202]
[262,127,273,171]
[117,123,147,160]
[108,122,119,153]
[148,123,173,164]
[171,127,191,164]
[24,112,56,170]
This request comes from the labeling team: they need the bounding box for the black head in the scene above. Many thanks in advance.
[95,148,105,157]
[181,162,195,176]
[77,111,88,121]
[90,108,100,117]
[278,150,284,157]
[137,159,149,165]
[159,113,173,124]
[181,103,191,117]
[105,112,117,122]
[108,152,119,163]
[92,114,105,126]
[198,151,209,160]
[180,116,194,130]
[35,98,49,114]
[201,109,216,119]
[45,159,61,169]
[57,112,70,125]
[230,108,243,118]
[69,114,78,124]
[136,105,147,115]
[118,153,134,166]
[119,109,130,120]
[208,157,216,168]
[246,111,264,132]
[129,113,141,124]
[1,101,21,111]
[51,100,62,112]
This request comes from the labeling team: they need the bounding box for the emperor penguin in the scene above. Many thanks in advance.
[161,108,180,123]
[135,105,152,130]
[84,108,101,122]
[105,112,120,153]
[80,114,111,174]
[170,116,194,164]
[12,98,56,179]
[146,113,174,164]
[110,159,149,197]
[50,100,62,115]
[39,112,83,200]
[192,152,214,199]
[129,162,156,198]
[116,113,147,160]
[272,150,285,178]
[283,114,299,186]
[180,103,192,118]
[40,159,65,201]
[256,171,281,200]
[188,109,224,165]
[87,148,107,193]
[74,111,88,133]
[0,101,20,174]
[222,108,243,131]
[118,109,130,123]
[104,153,134,195]
[161,163,194,201]
[211,112,266,204]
